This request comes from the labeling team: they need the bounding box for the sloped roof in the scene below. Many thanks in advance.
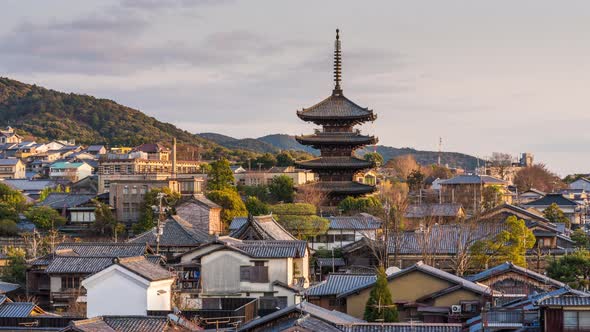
[465,262,565,288]
[37,193,95,209]
[316,257,346,268]
[46,256,114,274]
[129,215,211,247]
[238,301,362,331]
[229,217,248,231]
[297,156,372,169]
[134,143,169,153]
[405,204,464,219]
[68,315,195,332]
[338,323,463,332]
[55,243,148,257]
[523,193,580,207]
[2,179,58,192]
[0,281,20,294]
[229,214,297,240]
[305,274,376,296]
[328,214,381,230]
[0,159,20,166]
[538,295,590,307]
[502,287,590,310]
[116,256,173,281]
[297,94,376,121]
[50,161,88,169]
[439,174,507,185]
[187,238,308,259]
[0,302,41,318]
[338,261,491,298]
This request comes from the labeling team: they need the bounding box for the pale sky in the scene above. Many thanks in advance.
[2,0,590,176]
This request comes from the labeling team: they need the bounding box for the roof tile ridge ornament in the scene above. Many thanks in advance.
[332,28,343,96]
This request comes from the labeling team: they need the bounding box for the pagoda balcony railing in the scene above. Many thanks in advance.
[312,129,362,135]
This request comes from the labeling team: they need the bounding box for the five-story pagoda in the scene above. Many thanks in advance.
[295,29,378,205]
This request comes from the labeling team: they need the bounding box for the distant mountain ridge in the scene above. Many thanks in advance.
[199,132,483,170]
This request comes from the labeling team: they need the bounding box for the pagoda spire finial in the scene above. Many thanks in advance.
[333,28,342,96]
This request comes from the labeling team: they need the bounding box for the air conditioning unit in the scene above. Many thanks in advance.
[451,305,462,314]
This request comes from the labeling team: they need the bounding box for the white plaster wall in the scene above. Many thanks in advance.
[179,244,223,264]
[201,250,248,294]
[84,269,147,318]
[146,279,174,311]
[50,276,61,292]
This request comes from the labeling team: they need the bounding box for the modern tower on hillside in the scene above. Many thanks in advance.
[295,29,378,205]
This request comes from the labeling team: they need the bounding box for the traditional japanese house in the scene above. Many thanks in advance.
[294,30,378,206]
[229,214,297,241]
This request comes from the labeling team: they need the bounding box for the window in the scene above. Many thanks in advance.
[123,186,129,195]
[328,298,345,307]
[564,311,590,330]
[240,265,269,283]
[61,276,81,290]
[140,186,147,194]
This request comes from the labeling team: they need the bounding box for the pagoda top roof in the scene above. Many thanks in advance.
[297,94,376,121]
[297,29,376,123]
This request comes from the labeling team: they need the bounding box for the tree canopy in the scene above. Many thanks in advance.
[269,203,329,240]
[338,196,382,215]
[245,196,269,216]
[207,158,235,191]
[514,164,564,192]
[206,189,247,227]
[471,215,535,269]
[268,175,295,203]
[547,249,590,289]
[543,203,570,227]
[25,206,66,230]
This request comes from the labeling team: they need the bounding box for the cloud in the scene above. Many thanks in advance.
[120,0,234,10]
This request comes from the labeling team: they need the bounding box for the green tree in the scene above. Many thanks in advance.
[206,189,248,227]
[406,169,425,191]
[39,184,69,202]
[543,203,570,227]
[338,196,382,215]
[245,196,269,216]
[276,152,295,167]
[571,228,590,248]
[471,216,535,269]
[25,206,66,230]
[0,183,27,215]
[0,219,18,236]
[2,247,26,285]
[364,152,384,167]
[269,203,329,240]
[207,158,235,191]
[133,188,181,234]
[482,185,503,211]
[252,153,277,170]
[547,249,590,289]
[238,185,270,202]
[364,266,398,322]
[268,175,295,203]
[93,200,126,241]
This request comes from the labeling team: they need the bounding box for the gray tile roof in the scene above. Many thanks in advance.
[0,281,20,294]
[465,262,565,288]
[129,215,211,247]
[0,302,39,317]
[305,274,376,296]
[387,223,504,255]
[2,179,58,192]
[116,256,173,281]
[55,243,148,257]
[46,256,114,274]
[294,315,343,332]
[37,193,95,209]
[238,301,363,331]
[240,240,307,258]
[328,214,382,230]
[337,323,463,332]
[439,174,507,185]
[538,295,590,307]
[229,217,247,231]
[104,316,169,332]
[0,159,20,166]
[316,257,346,267]
[405,203,464,219]
[230,214,297,241]
[523,193,581,207]
[297,156,373,169]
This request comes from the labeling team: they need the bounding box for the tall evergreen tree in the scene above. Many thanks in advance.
[207,158,235,191]
[364,266,398,322]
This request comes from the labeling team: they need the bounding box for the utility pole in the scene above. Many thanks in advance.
[437,137,442,166]
[383,200,391,268]
[156,192,166,255]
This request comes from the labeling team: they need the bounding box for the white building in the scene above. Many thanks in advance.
[82,256,174,318]
[49,161,93,182]
[175,238,309,310]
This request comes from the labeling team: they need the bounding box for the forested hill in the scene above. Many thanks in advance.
[0,77,214,149]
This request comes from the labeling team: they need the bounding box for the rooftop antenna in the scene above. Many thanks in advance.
[332,29,342,96]
[437,137,442,166]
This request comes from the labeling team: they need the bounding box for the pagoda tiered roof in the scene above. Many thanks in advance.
[297,94,376,123]
[296,156,373,170]
[303,181,375,195]
[295,132,377,147]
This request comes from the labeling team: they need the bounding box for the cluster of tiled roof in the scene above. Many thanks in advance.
[0,295,46,318]
[65,315,195,332]
[327,213,382,230]
[523,193,581,207]
[229,214,297,241]
[55,243,148,257]
[537,295,590,307]
[466,261,566,289]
